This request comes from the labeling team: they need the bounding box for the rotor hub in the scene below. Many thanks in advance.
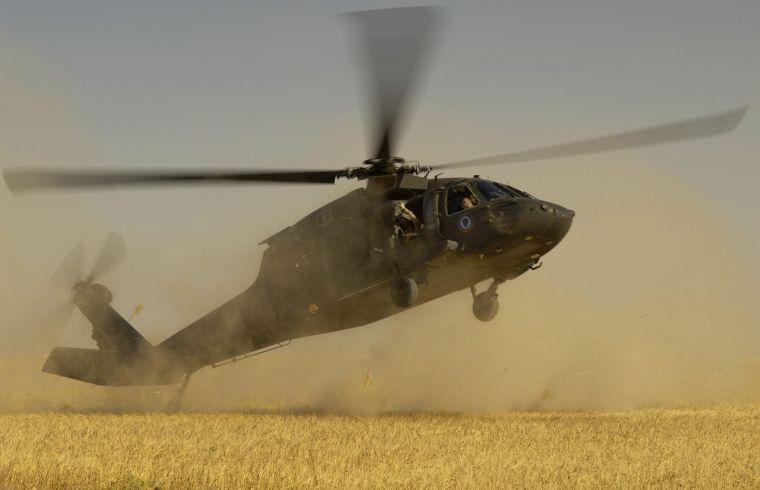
[345,157,430,181]
[72,283,113,307]
[362,156,406,166]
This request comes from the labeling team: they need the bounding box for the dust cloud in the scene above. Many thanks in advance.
[6,161,756,413]
[1,55,758,413]
[180,163,760,413]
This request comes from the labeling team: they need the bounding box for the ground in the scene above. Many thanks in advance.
[1,404,758,488]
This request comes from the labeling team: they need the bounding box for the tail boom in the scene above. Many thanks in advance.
[43,347,186,386]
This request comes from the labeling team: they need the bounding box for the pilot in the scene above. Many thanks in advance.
[460,195,476,210]
[393,201,421,240]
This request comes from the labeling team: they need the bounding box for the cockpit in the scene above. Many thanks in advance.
[389,176,542,246]
[441,178,533,216]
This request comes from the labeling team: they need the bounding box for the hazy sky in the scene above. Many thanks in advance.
[1,1,758,401]
[2,2,757,163]
[3,1,758,263]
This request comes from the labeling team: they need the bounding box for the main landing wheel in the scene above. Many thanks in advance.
[472,292,499,322]
[391,276,418,308]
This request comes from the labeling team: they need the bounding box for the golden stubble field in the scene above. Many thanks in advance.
[1,404,758,489]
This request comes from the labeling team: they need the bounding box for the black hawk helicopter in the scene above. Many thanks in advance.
[2,7,747,407]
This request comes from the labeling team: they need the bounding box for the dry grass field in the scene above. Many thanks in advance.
[0,404,758,489]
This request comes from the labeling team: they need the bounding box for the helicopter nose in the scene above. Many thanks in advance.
[490,198,573,245]
[521,200,574,244]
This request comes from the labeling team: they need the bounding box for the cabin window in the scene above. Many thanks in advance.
[446,183,479,215]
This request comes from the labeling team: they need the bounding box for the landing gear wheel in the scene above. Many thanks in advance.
[473,292,499,322]
[391,276,418,308]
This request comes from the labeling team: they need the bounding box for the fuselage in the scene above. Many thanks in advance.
[157,175,574,372]
[43,175,574,384]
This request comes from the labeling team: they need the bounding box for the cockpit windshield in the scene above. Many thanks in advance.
[474,179,533,200]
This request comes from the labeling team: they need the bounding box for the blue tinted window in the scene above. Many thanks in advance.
[475,180,511,200]
[475,179,533,200]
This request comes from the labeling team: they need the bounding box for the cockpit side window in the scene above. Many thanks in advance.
[446,183,479,215]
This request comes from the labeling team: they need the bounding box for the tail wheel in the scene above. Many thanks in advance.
[391,276,418,308]
[473,292,499,322]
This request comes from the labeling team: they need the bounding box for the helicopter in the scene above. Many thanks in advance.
[1,7,747,407]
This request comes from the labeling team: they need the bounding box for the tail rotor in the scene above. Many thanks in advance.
[40,231,127,346]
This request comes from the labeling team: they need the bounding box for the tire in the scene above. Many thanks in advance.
[391,277,418,308]
[473,292,499,322]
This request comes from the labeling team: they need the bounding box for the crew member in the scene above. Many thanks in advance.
[460,196,476,209]
[393,201,421,240]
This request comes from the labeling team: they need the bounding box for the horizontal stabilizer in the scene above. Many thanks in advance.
[43,347,185,386]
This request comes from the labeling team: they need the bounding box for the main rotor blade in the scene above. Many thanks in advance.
[2,168,342,195]
[86,231,126,283]
[432,106,748,170]
[345,6,441,160]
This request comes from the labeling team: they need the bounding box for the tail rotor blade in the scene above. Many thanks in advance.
[45,241,86,346]
[50,242,85,290]
[87,231,126,283]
